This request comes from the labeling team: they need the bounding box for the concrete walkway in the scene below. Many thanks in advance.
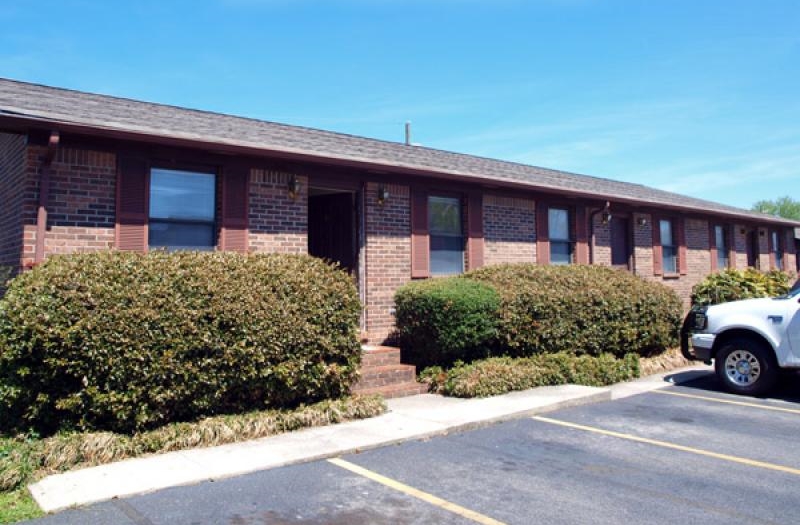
[28,365,710,513]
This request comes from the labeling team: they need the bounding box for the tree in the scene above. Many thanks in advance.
[752,196,800,220]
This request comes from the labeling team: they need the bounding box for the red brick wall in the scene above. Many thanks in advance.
[0,133,27,275]
[7,137,797,337]
[591,214,612,266]
[40,147,116,257]
[483,195,536,265]
[364,182,411,343]
[248,169,308,253]
[632,213,654,277]
[20,145,116,267]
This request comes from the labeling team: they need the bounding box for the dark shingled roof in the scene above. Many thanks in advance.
[0,77,796,226]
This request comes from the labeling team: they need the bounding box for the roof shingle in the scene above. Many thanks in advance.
[0,77,796,226]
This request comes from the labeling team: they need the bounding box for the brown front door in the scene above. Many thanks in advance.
[747,230,759,269]
[610,216,631,269]
[308,190,356,273]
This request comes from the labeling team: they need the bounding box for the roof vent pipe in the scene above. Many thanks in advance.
[405,121,411,146]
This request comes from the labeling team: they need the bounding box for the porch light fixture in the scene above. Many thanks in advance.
[377,185,389,205]
[287,175,301,200]
[636,216,648,227]
[600,202,612,225]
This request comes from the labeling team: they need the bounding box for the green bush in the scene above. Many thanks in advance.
[467,264,682,358]
[0,251,362,435]
[423,352,640,397]
[395,278,500,368]
[691,268,794,306]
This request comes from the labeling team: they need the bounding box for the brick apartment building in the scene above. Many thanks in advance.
[1,78,798,344]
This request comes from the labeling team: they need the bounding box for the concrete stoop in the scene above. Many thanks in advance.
[351,345,428,398]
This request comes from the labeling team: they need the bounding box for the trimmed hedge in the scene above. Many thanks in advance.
[467,264,682,358]
[0,251,362,435]
[395,278,499,367]
[420,352,640,397]
[691,268,793,306]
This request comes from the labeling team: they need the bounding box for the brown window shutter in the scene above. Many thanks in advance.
[677,217,688,275]
[466,192,484,270]
[536,204,550,265]
[574,206,589,264]
[652,219,663,276]
[410,189,430,278]
[220,165,249,252]
[116,157,148,252]
[709,225,718,272]
[728,228,737,269]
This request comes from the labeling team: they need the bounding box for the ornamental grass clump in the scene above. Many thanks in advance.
[0,251,362,435]
[422,352,640,398]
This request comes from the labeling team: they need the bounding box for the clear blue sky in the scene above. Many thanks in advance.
[2,0,798,209]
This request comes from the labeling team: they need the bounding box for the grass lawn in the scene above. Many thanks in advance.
[0,489,42,523]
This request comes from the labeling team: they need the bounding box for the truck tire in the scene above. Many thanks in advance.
[714,337,778,396]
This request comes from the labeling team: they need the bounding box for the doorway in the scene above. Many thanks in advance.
[610,216,631,270]
[308,188,358,274]
[747,230,760,269]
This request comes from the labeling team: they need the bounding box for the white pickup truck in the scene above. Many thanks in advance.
[681,286,800,395]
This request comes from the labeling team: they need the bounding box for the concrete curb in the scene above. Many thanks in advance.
[28,384,612,513]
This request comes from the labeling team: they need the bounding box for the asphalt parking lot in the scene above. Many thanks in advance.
[29,370,800,525]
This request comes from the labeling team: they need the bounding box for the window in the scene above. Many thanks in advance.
[149,168,216,250]
[428,196,464,275]
[549,207,572,265]
[715,225,729,269]
[772,231,783,270]
[660,219,677,274]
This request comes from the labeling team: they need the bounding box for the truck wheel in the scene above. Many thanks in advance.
[715,338,778,396]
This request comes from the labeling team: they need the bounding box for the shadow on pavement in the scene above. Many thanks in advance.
[663,368,800,404]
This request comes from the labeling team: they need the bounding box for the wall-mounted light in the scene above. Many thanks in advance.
[636,216,648,227]
[287,175,301,200]
[377,185,389,205]
[600,202,612,225]
[759,229,765,237]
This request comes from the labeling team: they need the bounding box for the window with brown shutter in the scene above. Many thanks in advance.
[548,207,572,265]
[410,189,430,278]
[466,192,484,270]
[428,195,464,275]
[710,224,732,271]
[536,204,550,265]
[220,166,249,252]
[148,168,216,251]
[116,157,149,252]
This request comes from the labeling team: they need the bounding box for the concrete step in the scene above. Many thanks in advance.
[354,345,425,399]
[355,364,416,388]
[360,345,402,367]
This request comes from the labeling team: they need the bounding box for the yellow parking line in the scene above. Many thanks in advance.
[532,416,800,476]
[652,389,800,415]
[327,457,506,525]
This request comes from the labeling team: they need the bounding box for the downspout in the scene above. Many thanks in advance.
[588,201,610,265]
[33,130,60,265]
